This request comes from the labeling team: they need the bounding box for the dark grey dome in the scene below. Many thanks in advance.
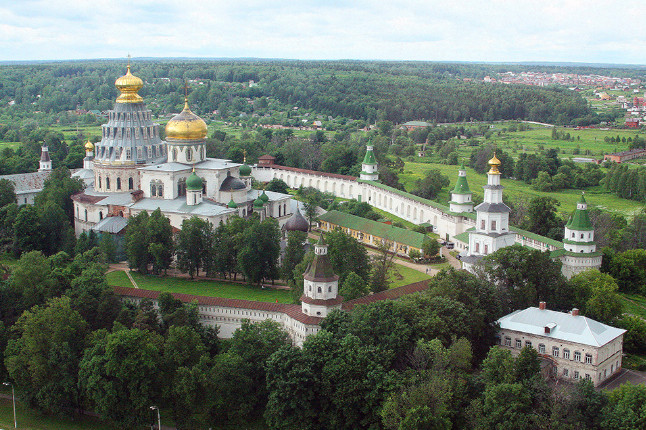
[283,207,309,232]
[220,173,246,191]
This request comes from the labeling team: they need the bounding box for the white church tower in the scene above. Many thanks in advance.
[360,145,379,181]
[39,145,52,172]
[467,153,515,258]
[560,193,602,278]
[301,235,343,317]
[449,161,474,213]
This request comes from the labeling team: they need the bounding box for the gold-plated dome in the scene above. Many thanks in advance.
[488,152,501,175]
[165,99,207,140]
[115,65,144,103]
[84,140,94,151]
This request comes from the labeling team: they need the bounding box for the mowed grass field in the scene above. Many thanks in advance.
[401,160,645,218]
[107,270,292,303]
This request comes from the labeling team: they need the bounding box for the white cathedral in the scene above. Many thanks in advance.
[71,65,293,236]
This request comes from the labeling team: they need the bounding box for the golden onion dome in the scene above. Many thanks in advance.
[115,65,144,103]
[165,98,207,140]
[84,140,94,151]
[488,152,501,175]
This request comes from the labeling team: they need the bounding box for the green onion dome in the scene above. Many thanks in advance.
[186,170,203,191]
[239,163,252,177]
[227,199,238,209]
[254,197,264,208]
[260,190,269,203]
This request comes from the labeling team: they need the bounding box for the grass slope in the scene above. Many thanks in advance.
[401,161,645,217]
[388,263,431,289]
[107,270,292,303]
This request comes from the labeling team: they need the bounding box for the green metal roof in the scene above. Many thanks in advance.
[362,147,376,165]
[239,164,252,176]
[565,195,593,231]
[510,226,564,248]
[186,171,203,191]
[451,175,471,194]
[357,179,451,213]
[453,229,473,244]
[227,199,238,208]
[318,210,427,249]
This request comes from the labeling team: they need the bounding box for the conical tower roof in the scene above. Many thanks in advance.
[303,234,338,282]
[362,145,376,165]
[452,163,471,194]
[566,193,593,231]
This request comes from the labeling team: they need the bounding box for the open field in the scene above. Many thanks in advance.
[107,270,292,303]
[400,160,645,218]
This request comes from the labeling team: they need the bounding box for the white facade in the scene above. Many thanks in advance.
[467,156,515,257]
[497,304,625,386]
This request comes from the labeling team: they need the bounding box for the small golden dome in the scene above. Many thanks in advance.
[488,152,501,175]
[85,140,94,151]
[115,65,144,103]
[165,99,207,140]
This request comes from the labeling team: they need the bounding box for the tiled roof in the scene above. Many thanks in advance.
[498,306,625,347]
[319,210,427,249]
[342,280,430,310]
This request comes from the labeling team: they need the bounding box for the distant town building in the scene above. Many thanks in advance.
[604,148,646,163]
[497,302,625,387]
[0,145,53,205]
[400,121,431,131]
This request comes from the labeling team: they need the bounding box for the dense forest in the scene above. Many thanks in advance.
[0,59,638,128]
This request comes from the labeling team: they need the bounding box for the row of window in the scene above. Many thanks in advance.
[103,125,158,140]
[109,110,152,122]
[505,337,593,364]
[96,144,166,161]
[97,176,134,191]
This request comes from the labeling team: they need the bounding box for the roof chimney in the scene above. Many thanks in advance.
[539,301,546,310]
[571,308,579,316]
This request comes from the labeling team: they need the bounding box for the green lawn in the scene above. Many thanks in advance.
[620,293,646,319]
[401,160,645,218]
[107,270,292,303]
[0,397,114,430]
[388,263,431,288]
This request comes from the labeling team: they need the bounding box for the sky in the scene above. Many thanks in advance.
[1,0,645,64]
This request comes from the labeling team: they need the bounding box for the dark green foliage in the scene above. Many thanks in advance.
[265,178,289,194]
[602,383,646,429]
[126,209,174,275]
[411,168,450,200]
[78,328,165,427]
[280,230,307,283]
[325,229,371,287]
[521,196,564,241]
[607,248,646,294]
[476,245,570,314]
[237,218,281,285]
[5,296,88,414]
[615,315,646,354]
[0,179,16,207]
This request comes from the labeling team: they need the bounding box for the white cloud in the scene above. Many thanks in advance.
[0,0,644,64]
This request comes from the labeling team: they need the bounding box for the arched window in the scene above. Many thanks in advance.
[178,178,186,196]
[317,287,322,293]
[84,209,88,221]
[106,177,110,190]
[99,212,103,220]
[158,184,163,197]
[328,286,331,292]
[98,175,102,189]
[186,147,192,162]
[116,177,121,190]
[128,177,134,190]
